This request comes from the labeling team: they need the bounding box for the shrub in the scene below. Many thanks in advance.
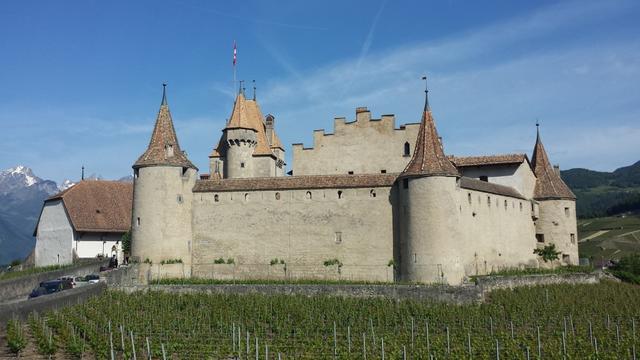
[160,259,183,265]
[610,253,640,284]
[323,259,343,274]
[533,243,561,262]
[213,258,225,264]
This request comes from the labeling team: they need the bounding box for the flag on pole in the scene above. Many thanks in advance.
[233,41,237,66]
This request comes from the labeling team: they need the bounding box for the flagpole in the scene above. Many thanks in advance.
[233,40,237,94]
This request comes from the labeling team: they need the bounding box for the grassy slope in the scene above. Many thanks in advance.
[578,215,640,261]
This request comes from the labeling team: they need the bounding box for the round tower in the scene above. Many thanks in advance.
[531,124,578,265]
[223,128,257,178]
[396,79,464,284]
[221,92,257,179]
[131,84,198,276]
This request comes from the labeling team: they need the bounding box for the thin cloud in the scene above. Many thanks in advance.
[259,0,639,171]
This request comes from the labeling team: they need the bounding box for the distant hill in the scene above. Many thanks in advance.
[562,161,640,218]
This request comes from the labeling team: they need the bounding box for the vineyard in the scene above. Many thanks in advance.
[3,281,640,359]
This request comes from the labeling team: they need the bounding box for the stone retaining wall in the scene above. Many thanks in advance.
[0,283,106,323]
[115,270,609,304]
[0,260,107,303]
[116,283,482,304]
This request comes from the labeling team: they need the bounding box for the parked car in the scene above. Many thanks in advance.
[29,280,64,298]
[85,274,100,283]
[59,276,76,288]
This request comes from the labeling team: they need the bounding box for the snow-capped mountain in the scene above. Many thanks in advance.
[59,179,76,191]
[0,165,58,196]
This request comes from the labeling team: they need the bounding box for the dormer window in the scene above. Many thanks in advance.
[165,144,174,157]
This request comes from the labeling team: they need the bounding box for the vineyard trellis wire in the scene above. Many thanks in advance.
[4,281,640,359]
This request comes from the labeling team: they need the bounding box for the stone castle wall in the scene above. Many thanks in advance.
[292,110,420,176]
[397,177,539,285]
[191,185,395,282]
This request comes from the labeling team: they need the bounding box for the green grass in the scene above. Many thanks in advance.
[475,265,594,278]
[0,263,75,281]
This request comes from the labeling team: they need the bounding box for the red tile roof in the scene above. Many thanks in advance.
[401,109,459,177]
[133,94,197,170]
[193,173,399,192]
[531,131,575,200]
[44,180,133,233]
[450,154,529,167]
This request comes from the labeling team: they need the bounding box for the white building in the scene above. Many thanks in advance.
[33,180,132,267]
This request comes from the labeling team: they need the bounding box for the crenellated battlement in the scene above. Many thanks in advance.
[292,107,421,176]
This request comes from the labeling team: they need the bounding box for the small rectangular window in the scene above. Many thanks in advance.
[564,207,570,217]
[562,254,570,263]
[348,171,354,175]
[570,233,576,244]
[136,217,141,226]
[403,178,409,189]
[479,175,488,182]
[536,234,544,243]
[240,162,245,168]
[380,170,387,174]
[335,232,342,244]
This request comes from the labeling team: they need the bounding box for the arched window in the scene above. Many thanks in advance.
[404,142,411,156]
[214,194,219,202]
[244,193,249,201]
[306,191,312,200]
[338,190,343,199]
[467,193,472,204]
[370,189,376,198]
[275,192,281,200]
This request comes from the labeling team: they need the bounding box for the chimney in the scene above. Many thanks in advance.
[553,164,561,176]
[265,114,275,147]
[355,107,371,122]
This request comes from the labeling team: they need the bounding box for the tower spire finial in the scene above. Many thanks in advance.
[422,75,430,111]
[536,118,540,140]
[161,83,168,106]
[81,165,85,181]
[252,80,256,101]
[239,80,245,95]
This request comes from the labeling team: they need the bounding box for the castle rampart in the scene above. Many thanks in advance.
[292,108,420,176]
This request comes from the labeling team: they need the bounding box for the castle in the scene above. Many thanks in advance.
[131,83,578,285]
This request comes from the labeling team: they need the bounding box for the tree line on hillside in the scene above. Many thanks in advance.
[561,160,640,218]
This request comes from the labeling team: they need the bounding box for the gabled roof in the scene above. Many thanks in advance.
[37,180,133,234]
[450,154,530,168]
[531,128,575,200]
[401,97,459,178]
[133,86,197,170]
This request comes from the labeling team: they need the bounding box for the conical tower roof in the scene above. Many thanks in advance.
[531,126,575,200]
[401,84,458,178]
[133,85,197,170]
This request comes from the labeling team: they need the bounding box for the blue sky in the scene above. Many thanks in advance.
[1,0,639,183]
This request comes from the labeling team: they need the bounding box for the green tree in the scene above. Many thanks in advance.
[121,230,131,254]
[533,243,561,262]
